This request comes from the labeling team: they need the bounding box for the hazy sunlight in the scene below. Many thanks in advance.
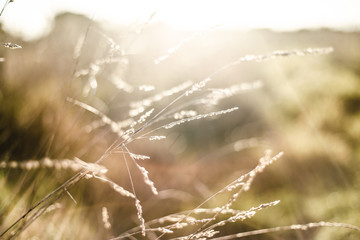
[0,0,359,40]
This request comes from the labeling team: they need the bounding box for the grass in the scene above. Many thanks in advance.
[1,12,360,240]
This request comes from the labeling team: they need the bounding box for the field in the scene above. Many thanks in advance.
[1,13,360,239]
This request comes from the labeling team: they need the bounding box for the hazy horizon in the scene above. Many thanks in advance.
[1,0,360,41]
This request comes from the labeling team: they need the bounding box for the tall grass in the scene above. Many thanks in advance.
[0,12,359,240]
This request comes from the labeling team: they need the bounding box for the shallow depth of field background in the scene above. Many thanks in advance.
[0,1,360,239]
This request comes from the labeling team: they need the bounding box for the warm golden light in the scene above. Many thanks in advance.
[1,0,360,40]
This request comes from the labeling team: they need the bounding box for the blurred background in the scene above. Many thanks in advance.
[0,1,360,239]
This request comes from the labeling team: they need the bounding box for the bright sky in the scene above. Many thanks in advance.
[1,0,360,40]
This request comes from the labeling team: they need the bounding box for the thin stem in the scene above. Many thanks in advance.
[211,222,360,240]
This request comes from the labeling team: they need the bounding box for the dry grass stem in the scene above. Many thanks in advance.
[129,81,193,117]
[163,107,238,129]
[102,207,112,230]
[204,81,263,105]
[234,47,334,64]
[2,42,22,49]
[92,175,135,199]
[135,199,146,236]
[0,157,106,172]
[139,85,155,92]
[148,136,166,141]
[211,221,360,240]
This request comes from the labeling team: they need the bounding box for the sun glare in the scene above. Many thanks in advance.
[0,0,359,40]
[99,0,360,31]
